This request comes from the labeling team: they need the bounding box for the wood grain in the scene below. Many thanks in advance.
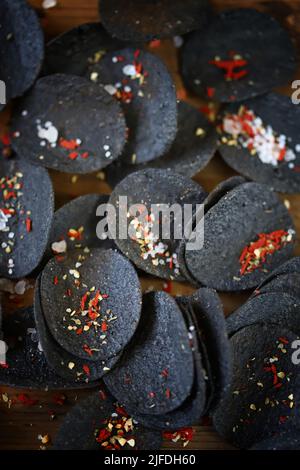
[0,0,299,450]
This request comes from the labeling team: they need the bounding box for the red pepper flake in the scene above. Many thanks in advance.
[17,393,38,406]
[53,276,59,285]
[165,388,171,399]
[68,151,79,160]
[59,138,79,150]
[149,39,161,48]
[207,87,215,98]
[161,368,169,378]
[1,133,11,147]
[239,230,293,275]
[101,322,108,333]
[279,415,288,424]
[279,337,289,345]
[83,344,93,357]
[82,364,90,376]
[25,217,32,232]
[148,391,156,399]
[163,427,194,447]
[209,56,249,81]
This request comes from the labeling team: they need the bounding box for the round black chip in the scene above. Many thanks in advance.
[182,181,295,291]
[178,288,233,410]
[44,194,114,262]
[53,390,162,450]
[213,323,300,449]
[227,292,300,339]
[34,277,120,383]
[219,93,300,193]
[0,0,44,110]
[40,248,142,363]
[0,307,95,389]
[105,101,218,187]
[43,22,128,77]
[100,0,210,42]
[104,291,195,416]
[250,426,300,450]
[11,74,127,174]
[181,9,296,103]
[108,168,207,281]
[85,48,177,164]
[0,156,54,279]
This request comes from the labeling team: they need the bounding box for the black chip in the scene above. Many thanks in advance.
[105,101,218,187]
[53,389,162,450]
[104,291,195,416]
[43,22,128,77]
[250,426,300,450]
[252,257,300,300]
[227,292,300,338]
[213,323,300,449]
[181,9,296,103]
[178,288,233,410]
[44,193,115,263]
[100,0,210,42]
[130,301,208,430]
[40,248,142,362]
[34,277,120,384]
[182,181,295,291]
[108,168,207,281]
[219,93,300,193]
[0,306,98,389]
[0,0,44,110]
[85,48,177,164]
[11,74,127,174]
[0,155,54,279]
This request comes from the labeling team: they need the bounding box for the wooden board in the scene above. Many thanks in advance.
[0,0,299,451]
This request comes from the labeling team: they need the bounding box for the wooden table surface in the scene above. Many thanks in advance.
[0,0,300,451]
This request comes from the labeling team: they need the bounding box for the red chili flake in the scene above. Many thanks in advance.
[96,428,110,443]
[76,327,83,335]
[239,230,292,275]
[65,289,72,297]
[59,138,79,150]
[207,87,215,98]
[83,344,93,357]
[162,281,172,293]
[279,337,289,345]
[209,56,249,81]
[101,322,108,333]
[149,39,161,48]
[1,133,11,147]
[83,364,90,376]
[163,427,194,446]
[25,217,32,232]
[17,394,38,406]
[81,152,89,159]
[68,151,79,160]
[115,405,128,417]
[134,49,141,59]
[53,276,59,285]
[80,292,88,311]
[161,368,169,378]
[279,415,288,424]
[148,391,156,399]
[165,388,171,399]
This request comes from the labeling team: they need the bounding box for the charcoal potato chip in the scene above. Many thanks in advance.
[0,0,44,110]
[227,292,300,338]
[100,0,210,42]
[34,276,121,384]
[178,288,232,409]
[86,48,177,164]
[105,101,218,187]
[104,291,194,415]
[213,323,300,449]
[130,302,208,430]
[44,194,114,262]
[109,168,207,281]
[40,248,142,362]
[181,9,296,103]
[183,181,295,291]
[250,426,300,450]
[219,93,300,193]
[53,390,162,450]
[11,74,126,174]
[43,22,128,76]
[0,155,54,279]
[0,307,98,389]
